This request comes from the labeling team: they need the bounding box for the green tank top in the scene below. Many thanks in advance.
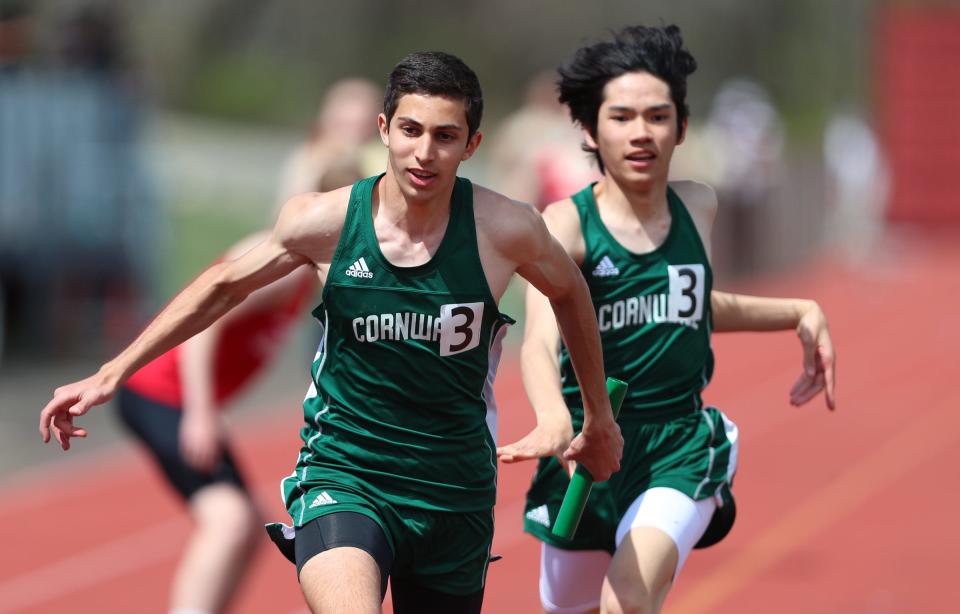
[559,183,714,423]
[301,174,513,512]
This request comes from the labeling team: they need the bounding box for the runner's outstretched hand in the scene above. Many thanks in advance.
[791,303,836,410]
[39,371,117,450]
[498,414,573,464]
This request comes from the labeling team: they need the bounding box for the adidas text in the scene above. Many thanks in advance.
[346,257,374,279]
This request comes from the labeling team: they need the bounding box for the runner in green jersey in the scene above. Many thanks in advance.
[498,26,837,614]
[39,51,624,613]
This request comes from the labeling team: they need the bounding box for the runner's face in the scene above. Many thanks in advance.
[587,71,685,187]
[379,93,481,199]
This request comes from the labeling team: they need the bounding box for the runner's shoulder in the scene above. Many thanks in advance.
[669,180,718,218]
[277,186,350,238]
[472,184,543,250]
[274,185,352,259]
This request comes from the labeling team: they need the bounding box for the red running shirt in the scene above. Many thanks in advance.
[125,274,314,409]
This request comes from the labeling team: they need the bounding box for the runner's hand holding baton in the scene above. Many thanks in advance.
[552,377,628,540]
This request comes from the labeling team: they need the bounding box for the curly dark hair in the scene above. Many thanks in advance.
[558,25,697,171]
[383,51,483,139]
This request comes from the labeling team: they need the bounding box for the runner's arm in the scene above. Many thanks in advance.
[496,282,571,463]
[39,194,325,448]
[712,291,836,409]
[674,179,836,408]
[178,314,222,473]
[178,232,271,472]
[499,202,582,464]
[511,204,622,481]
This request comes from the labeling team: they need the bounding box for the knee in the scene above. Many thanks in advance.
[225,500,260,542]
[601,586,662,614]
[192,485,260,543]
[220,499,260,544]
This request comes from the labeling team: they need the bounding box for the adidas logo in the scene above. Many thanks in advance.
[308,491,338,508]
[592,255,620,277]
[346,257,373,279]
[525,504,550,528]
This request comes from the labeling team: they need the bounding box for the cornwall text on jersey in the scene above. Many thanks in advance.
[597,264,705,332]
[350,302,484,356]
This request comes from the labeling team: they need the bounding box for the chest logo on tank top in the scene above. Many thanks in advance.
[592,255,620,277]
[345,257,374,279]
[596,263,706,332]
[350,302,484,357]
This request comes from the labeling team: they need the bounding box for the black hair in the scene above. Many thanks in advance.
[558,25,697,171]
[383,51,483,139]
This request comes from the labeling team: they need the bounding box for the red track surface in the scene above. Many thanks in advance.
[2,233,958,613]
